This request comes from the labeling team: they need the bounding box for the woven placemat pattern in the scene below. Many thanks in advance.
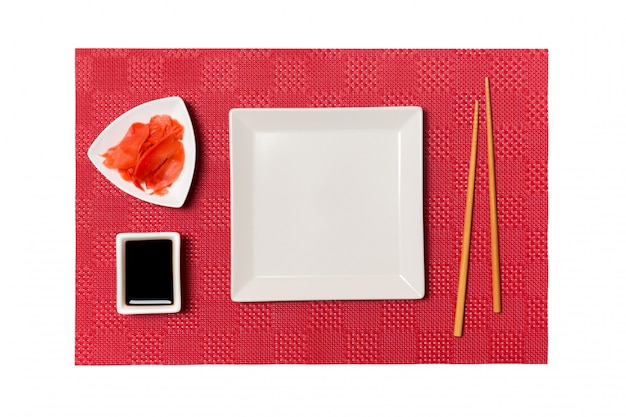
[75,49,548,364]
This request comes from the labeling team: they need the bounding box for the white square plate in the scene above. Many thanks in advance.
[229,107,424,302]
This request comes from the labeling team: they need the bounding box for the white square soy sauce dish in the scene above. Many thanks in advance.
[116,232,181,314]
[229,107,424,302]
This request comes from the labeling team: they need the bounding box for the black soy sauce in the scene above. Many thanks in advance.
[125,239,174,305]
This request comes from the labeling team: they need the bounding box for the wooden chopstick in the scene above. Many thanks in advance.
[454,100,479,337]
[485,77,502,313]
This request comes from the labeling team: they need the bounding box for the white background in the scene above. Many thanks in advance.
[1,1,624,416]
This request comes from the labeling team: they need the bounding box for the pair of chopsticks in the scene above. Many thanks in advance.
[453,77,501,337]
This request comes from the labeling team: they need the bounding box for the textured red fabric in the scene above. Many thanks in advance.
[75,49,548,364]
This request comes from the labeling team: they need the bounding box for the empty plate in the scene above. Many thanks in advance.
[229,107,425,302]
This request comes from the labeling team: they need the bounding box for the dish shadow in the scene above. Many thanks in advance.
[421,110,431,300]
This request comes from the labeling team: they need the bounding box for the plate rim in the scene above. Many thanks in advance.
[229,106,424,302]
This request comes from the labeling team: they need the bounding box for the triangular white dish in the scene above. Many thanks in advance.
[88,97,196,208]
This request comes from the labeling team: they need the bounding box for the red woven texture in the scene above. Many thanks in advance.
[75,49,548,364]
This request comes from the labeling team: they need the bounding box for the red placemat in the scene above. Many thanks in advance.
[75,49,548,364]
